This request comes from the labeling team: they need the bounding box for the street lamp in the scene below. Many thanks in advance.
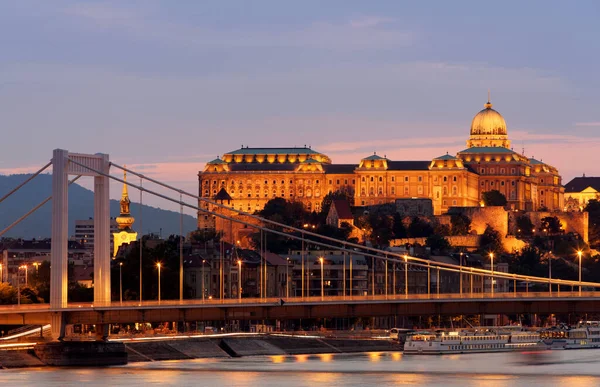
[404,255,408,296]
[237,259,242,300]
[459,251,463,296]
[0,263,3,283]
[578,250,583,295]
[23,265,27,287]
[119,262,123,305]
[202,259,206,302]
[489,252,494,296]
[156,262,162,302]
[319,257,324,299]
[286,257,290,299]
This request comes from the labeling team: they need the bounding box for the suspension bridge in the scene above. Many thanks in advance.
[0,149,599,341]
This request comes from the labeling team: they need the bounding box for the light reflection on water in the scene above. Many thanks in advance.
[2,351,600,386]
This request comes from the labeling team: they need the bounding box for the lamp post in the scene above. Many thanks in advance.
[548,251,552,295]
[489,252,494,297]
[319,257,324,299]
[404,255,408,296]
[23,264,28,287]
[459,251,463,296]
[119,262,123,305]
[0,263,3,283]
[237,259,242,301]
[286,257,290,299]
[578,250,583,295]
[156,263,162,303]
[201,259,206,302]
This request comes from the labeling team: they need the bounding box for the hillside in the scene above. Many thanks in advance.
[0,174,197,238]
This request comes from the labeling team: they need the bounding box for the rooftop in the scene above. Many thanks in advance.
[458,146,516,154]
[224,147,320,155]
[564,176,600,193]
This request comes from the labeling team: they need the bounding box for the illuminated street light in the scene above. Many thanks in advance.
[0,263,3,283]
[490,252,494,297]
[578,250,583,295]
[319,257,324,299]
[237,259,242,300]
[156,262,162,302]
[202,259,206,302]
[119,262,123,305]
[404,255,408,296]
[286,257,290,299]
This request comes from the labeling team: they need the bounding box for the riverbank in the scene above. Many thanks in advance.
[0,334,400,368]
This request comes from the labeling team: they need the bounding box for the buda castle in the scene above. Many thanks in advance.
[198,98,563,227]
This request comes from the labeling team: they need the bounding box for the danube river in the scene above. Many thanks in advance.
[2,351,599,386]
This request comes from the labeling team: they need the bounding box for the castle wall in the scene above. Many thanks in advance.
[509,211,589,243]
[449,206,509,236]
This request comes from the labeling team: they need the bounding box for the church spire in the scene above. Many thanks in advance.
[121,166,129,201]
[116,167,134,230]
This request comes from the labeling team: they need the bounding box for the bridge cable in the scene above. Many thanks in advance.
[0,175,81,238]
[0,161,51,205]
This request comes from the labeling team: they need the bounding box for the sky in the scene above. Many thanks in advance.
[1,0,600,214]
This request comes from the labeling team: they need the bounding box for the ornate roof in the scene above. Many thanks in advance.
[434,153,459,160]
[458,146,516,154]
[224,147,319,155]
[362,153,386,161]
[470,100,507,136]
[206,157,227,164]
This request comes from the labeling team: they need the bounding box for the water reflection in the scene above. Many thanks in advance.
[318,353,333,362]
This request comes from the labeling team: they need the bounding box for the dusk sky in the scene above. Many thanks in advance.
[1,1,599,213]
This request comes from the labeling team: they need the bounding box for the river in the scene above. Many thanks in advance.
[2,351,600,386]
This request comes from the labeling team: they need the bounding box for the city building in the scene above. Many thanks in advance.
[326,200,354,228]
[112,169,138,257]
[563,174,600,211]
[198,97,564,228]
[73,218,118,256]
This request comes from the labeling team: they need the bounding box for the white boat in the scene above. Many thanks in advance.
[404,327,540,355]
[540,321,600,350]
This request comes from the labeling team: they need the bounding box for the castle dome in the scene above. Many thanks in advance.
[470,100,507,136]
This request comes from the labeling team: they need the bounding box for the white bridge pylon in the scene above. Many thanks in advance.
[50,149,111,339]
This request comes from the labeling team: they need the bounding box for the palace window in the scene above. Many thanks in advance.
[511,181,515,186]
[344,179,348,185]
[404,176,409,182]
[370,176,374,182]
[500,168,505,174]
[511,168,516,174]
[352,179,355,184]
[481,168,485,174]
[264,180,268,184]
[336,179,340,185]
[378,187,383,195]
[379,177,383,182]
[418,176,423,182]
[443,176,448,182]
[391,187,395,195]
[418,186,423,194]
[452,200,457,205]
[361,188,366,196]
[452,186,457,195]
[316,180,319,184]
[273,180,276,184]
[453,176,457,182]
[443,200,447,206]
[490,168,495,174]
[362,177,366,182]
[329,179,333,185]
[391,176,395,182]
[404,187,409,195]
[443,186,448,195]
[369,187,374,196]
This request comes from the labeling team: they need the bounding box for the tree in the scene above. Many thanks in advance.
[426,234,451,254]
[508,245,543,276]
[541,216,563,234]
[407,217,434,238]
[392,213,407,239]
[450,214,471,235]
[482,190,507,207]
[585,199,600,247]
[516,215,534,237]
[479,225,503,255]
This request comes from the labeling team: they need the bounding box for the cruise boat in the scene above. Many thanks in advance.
[540,321,600,350]
[404,327,540,355]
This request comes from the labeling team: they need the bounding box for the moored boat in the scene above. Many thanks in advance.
[540,321,600,350]
[404,326,540,355]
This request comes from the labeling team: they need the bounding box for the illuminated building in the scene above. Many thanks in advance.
[198,97,564,226]
[112,169,138,256]
[563,174,600,211]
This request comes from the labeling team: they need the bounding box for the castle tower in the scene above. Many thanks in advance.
[112,168,138,257]
[466,95,511,149]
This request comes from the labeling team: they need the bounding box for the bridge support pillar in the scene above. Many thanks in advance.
[93,154,111,306]
[50,149,69,316]
[50,312,65,341]
[95,324,109,342]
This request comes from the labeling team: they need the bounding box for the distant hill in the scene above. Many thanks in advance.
[0,174,197,238]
